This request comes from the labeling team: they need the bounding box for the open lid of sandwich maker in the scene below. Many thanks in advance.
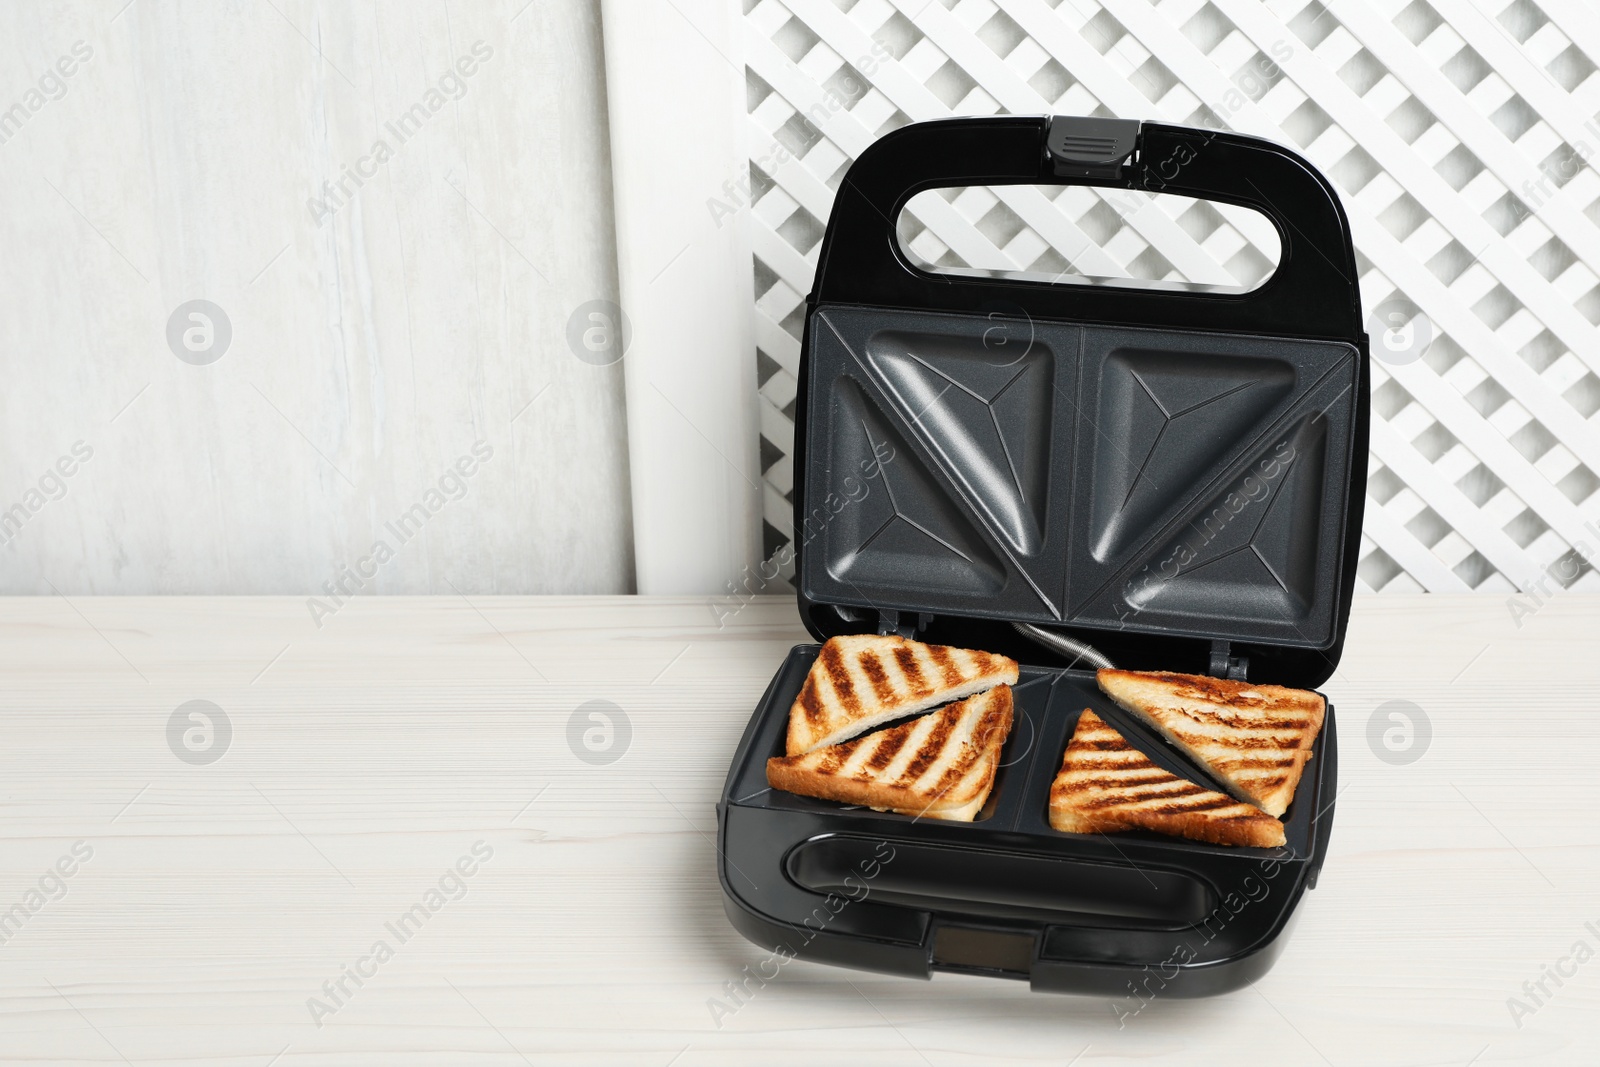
[790,115,1369,689]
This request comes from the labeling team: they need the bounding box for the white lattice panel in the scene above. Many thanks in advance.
[741,0,1600,598]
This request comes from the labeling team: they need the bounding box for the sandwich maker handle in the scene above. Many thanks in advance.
[812,115,1363,343]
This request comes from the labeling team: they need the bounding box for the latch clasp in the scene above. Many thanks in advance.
[1046,116,1140,180]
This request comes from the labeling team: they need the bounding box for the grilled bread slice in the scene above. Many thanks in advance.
[785,634,1018,755]
[1096,669,1325,818]
[1050,709,1285,847]
[767,684,1014,821]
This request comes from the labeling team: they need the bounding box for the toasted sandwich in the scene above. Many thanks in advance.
[1049,709,1285,847]
[1095,669,1325,818]
[767,685,1014,821]
[785,634,1018,755]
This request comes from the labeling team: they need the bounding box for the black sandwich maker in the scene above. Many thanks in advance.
[717,115,1367,997]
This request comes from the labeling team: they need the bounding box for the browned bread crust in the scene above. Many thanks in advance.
[1095,669,1325,818]
[768,685,1014,821]
[1049,709,1285,848]
[785,634,1018,755]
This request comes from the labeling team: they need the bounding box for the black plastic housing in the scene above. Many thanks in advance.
[717,116,1366,996]
[720,647,1337,995]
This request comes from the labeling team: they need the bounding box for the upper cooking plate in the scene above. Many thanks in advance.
[805,306,1358,647]
[796,116,1368,654]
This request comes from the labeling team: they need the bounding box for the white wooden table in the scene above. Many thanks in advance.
[1,593,1595,1065]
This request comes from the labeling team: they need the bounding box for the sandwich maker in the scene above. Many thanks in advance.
[717,115,1367,997]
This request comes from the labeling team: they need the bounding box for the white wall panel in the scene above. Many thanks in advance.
[0,0,634,596]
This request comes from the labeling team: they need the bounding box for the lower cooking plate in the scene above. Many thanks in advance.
[727,645,1331,864]
[717,645,1338,992]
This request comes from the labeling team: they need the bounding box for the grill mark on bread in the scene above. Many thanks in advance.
[1166,733,1308,751]
[1085,796,1214,815]
[796,676,824,726]
[927,754,972,799]
[902,715,957,781]
[1074,792,1246,816]
[1212,754,1301,770]
[927,706,1006,797]
[859,652,895,704]
[863,734,900,772]
[975,711,1007,754]
[819,643,858,713]
[1149,796,1240,814]
[892,646,928,696]
[1070,780,1202,804]
[926,643,962,687]
[1143,672,1270,706]
[1069,757,1159,773]
[1165,733,1307,757]
[1080,737,1135,752]
[1170,707,1314,732]
[813,746,846,774]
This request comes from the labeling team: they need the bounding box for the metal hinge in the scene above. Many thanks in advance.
[877,609,932,639]
[1209,639,1249,681]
